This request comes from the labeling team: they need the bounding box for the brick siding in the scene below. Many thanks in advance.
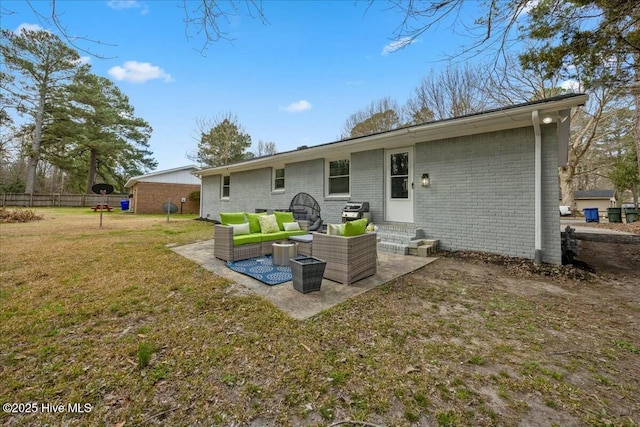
[132,182,200,214]
[200,125,562,263]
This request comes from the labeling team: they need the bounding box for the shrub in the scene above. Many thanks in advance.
[0,208,43,223]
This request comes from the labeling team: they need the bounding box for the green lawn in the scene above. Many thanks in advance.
[1,208,638,426]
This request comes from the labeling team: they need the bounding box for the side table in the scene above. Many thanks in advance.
[272,241,298,266]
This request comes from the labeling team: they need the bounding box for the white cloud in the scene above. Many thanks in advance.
[281,100,312,113]
[560,79,581,92]
[107,1,149,15]
[107,0,139,10]
[108,61,173,83]
[15,23,46,34]
[381,37,415,56]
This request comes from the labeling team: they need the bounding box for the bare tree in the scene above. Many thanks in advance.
[254,140,277,157]
[342,97,403,138]
[485,55,631,208]
[180,0,268,54]
[405,63,490,121]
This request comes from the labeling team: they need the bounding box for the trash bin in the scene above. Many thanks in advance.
[120,200,129,211]
[583,207,599,223]
[624,207,638,223]
[607,207,622,223]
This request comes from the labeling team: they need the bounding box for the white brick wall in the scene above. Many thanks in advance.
[413,125,561,263]
[200,124,562,263]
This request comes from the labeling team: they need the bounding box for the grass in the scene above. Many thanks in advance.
[1,208,638,426]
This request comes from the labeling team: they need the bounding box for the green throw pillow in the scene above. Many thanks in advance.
[246,212,267,233]
[343,218,368,236]
[274,211,294,231]
[220,212,246,225]
[258,214,280,234]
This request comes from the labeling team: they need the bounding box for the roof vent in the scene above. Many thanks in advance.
[297,145,308,150]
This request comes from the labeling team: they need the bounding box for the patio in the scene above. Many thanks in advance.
[171,239,438,320]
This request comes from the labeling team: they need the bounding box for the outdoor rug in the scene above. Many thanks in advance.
[226,256,292,285]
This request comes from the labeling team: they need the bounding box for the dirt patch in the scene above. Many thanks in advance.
[577,240,640,280]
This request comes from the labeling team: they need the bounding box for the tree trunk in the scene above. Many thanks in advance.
[87,149,97,194]
[632,78,640,185]
[24,89,47,194]
[559,165,575,208]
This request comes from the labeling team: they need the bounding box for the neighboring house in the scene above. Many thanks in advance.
[125,165,201,214]
[572,190,616,214]
[196,94,588,265]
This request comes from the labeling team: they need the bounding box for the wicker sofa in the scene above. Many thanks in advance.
[214,211,308,262]
[311,232,377,285]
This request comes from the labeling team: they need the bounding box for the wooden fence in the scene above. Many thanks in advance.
[1,193,130,208]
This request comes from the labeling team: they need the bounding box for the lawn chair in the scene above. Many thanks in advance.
[289,192,323,231]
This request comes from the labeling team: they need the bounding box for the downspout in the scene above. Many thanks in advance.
[532,110,542,264]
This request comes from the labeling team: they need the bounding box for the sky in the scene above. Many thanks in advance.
[2,0,498,172]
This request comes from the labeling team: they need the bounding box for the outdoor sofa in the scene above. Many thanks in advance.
[214,211,308,262]
[311,219,377,285]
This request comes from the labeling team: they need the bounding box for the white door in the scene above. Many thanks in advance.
[385,147,414,222]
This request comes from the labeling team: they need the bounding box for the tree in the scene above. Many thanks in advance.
[484,55,628,208]
[0,28,84,194]
[385,0,640,186]
[342,97,403,138]
[44,70,156,193]
[192,113,252,167]
[609,141,639,209]
[254,140,277,157]
[405,63,489,122]
[520,0,639,176]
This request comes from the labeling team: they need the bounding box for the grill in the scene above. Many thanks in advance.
[341,202,370,223]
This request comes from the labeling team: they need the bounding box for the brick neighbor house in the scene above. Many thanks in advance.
[125,165,201,214]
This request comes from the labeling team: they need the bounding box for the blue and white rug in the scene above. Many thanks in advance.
[226,256,292,286]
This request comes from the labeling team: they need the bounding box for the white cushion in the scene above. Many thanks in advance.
[231,222,250,235]
[283,222,301,231]
[327,223,345,236]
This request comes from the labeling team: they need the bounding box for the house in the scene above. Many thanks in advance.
[196,94,588,265]
[573,190,616,214]
[124,165,201,214]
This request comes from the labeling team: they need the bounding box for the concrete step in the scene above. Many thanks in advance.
[375,224,428,255]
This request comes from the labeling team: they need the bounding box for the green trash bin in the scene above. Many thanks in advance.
[624,207,638,223]
[607,207,622,223]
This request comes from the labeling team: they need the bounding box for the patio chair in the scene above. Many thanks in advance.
[311,232,377,285]
[289,192,323,231]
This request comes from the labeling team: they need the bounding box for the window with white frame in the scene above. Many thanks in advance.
[221,175,230,198]
[327,158,350,195]
[273,167,285,191]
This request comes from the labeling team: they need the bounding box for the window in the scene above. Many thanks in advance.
[273,167,285,191]
[221,175,230,198]
[327,159,350,195]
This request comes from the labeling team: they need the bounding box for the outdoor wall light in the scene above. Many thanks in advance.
[421,173,430,187]
[542,115,554,124]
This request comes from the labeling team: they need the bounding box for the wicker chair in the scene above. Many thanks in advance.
[213,225,262,262]
[289,192,323,231]
[311,232,377,285]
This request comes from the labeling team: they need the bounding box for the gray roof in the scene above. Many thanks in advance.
[574,190,615,199]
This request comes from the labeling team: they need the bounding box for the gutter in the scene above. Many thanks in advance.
[532,110,542,264]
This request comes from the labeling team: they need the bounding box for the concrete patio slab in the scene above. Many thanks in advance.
[170,239,438,320]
